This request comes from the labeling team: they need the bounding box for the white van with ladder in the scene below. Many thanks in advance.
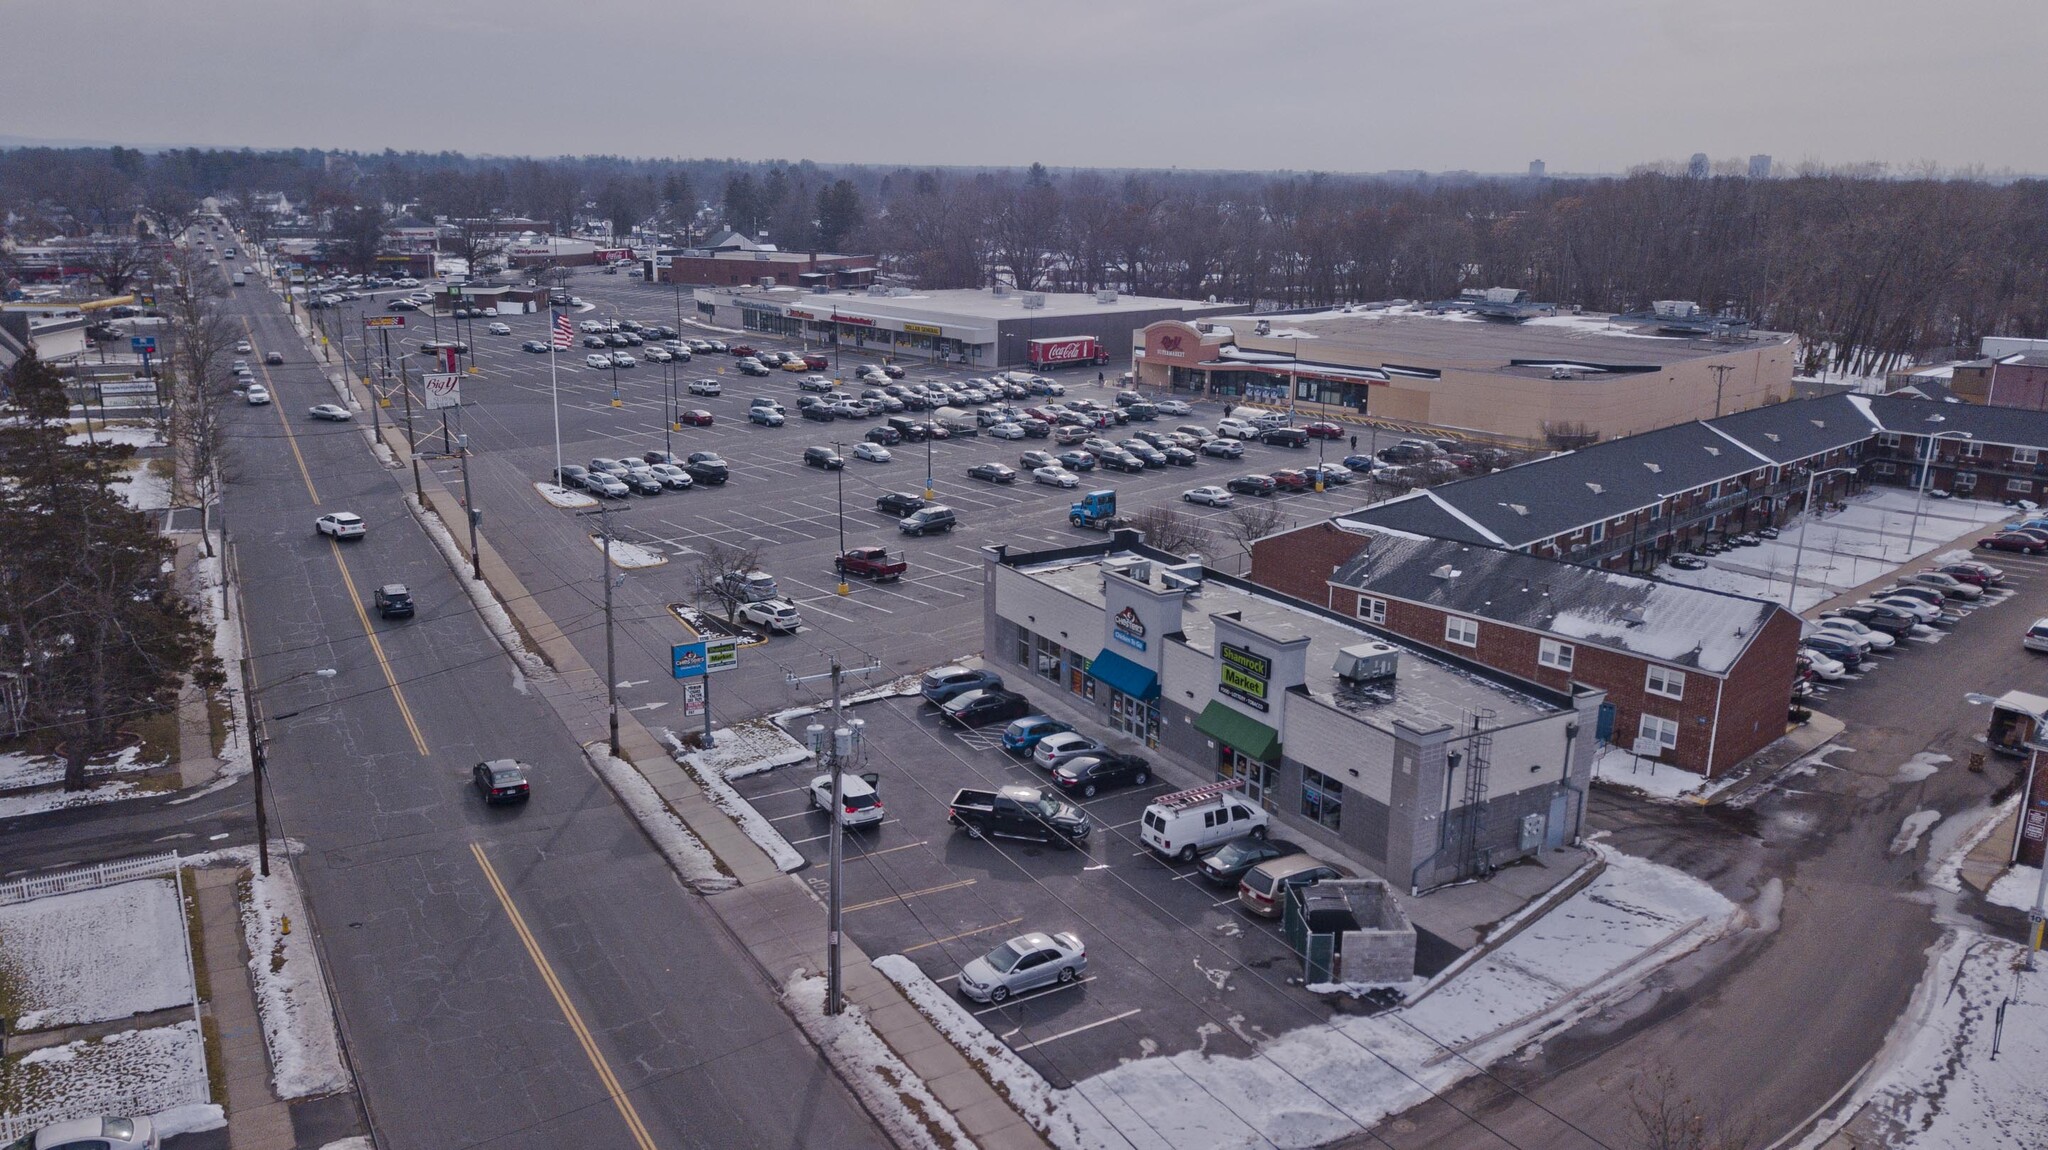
[1139,780,1270,862]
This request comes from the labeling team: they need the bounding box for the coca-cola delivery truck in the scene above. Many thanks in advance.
[1026,335,1106,368]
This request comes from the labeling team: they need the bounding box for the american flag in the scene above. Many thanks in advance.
[550,312,574,350]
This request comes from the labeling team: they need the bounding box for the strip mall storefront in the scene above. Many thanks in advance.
[1135,320,1392,410]
[734,298,994,365]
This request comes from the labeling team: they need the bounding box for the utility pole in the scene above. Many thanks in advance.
[581,504,629,756]
[787,657,880,1015]
[1707,364,1735,418]
[240,655,269,878]
[400,356,423,502]
[457,433,481,580]
[835,440,850,594]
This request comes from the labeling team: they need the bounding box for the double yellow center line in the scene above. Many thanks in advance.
[471,844,658,1150]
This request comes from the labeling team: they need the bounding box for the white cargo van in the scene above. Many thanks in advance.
[1139,781,1269,862]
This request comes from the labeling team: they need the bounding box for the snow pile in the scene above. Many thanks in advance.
[1813,932,2048,1148]
[876,844,1740,1150]
[153,1102,226,1137]
[593,534,668,569]
[534,482,596,509]
[780,969,972,1150]
[664,731,804,872]
[583,742,735,892]
[315,1139,373,1150]
[0,878,194,1029]
[1927,796,2020,894]
[112,461,172,511]
[1890,810,1942,856]
[231,846,350,1098]
[405,494,550,679]
[1895,752,1949,783]
[4,1022,207,1120]
[1590,743,1737,803]
[1987,865,2043,913]
[689,721,813,781]
[182,554,252,791]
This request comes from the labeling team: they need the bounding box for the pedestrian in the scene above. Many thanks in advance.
[1349,434,1358,451]
[1222,402,1233,420]
[1098,370,1105,387]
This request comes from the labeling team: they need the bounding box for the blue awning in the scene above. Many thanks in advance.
[1089,648,1159,700]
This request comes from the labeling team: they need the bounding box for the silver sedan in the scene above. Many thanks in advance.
[956,931,1087,1003]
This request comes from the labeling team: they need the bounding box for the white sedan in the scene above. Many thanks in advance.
[234,340,253,354]
[1032,466,1079,488]
[1182,485,1234,507]
[1798,648,1846,680]
[315,512,366,539]
[1815,619,1896,650]
[853,442,893,463]
[988,422,1027,440]
[245,383,271,405]
[308,404,353,421]
[584,353,613,369]
[1155,399,1193,416]
[487,322,512,335]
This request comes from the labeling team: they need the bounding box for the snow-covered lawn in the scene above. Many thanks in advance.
[0,780,146,819]
[111,460,172,511]
[65,424,165,449]
[592,534,668,569]
[877,843,1740,1150]
[1589,743,1741,803]
[534,482,596,509]
[0,744,160,794]
[3,1022,207,1122]
[1810,932,2048,1149]
[228,847,349,1098]
[687,721,813,781]
[1658,489,2016,612]
[0,878,193,1030]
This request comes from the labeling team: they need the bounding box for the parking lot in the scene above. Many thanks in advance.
[726,684,1450,1086]
[316,265,1417,717]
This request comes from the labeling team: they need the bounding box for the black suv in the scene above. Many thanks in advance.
[866,426,903,445]
[1260,427,1310,448]
[1228,474,1279,496]
[803,445,845,470]
[684,452,730,484]
[940,688,1031,727]
[374,584,415,619]
[877,492,931,517]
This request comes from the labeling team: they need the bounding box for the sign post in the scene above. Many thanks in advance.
[129,336,156,382]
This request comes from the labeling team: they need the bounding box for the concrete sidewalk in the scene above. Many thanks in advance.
[337,354,1052,1148]
[194,867,295,1150]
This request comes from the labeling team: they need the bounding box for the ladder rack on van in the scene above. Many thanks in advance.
[1149,779,1244,811]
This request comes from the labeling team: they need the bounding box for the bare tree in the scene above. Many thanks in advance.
[688,541,765,622]
[1626,1066,1757,1150]
[1224,502,1286,559]
[81,237,154,296]
[160,246,241,556]
[1128,506,1211,558]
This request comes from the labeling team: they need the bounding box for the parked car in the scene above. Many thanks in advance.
[1034,466,1080,488]
[1000,716,1075,754]
[810,771,885,827]
[5,1117,159,1150]
[552,464,590,489]
[939,688,1033,728]
[684,452,730,484]
[1797,633,1865,669]
[876,491,932,518]
[1269,469,1310,492]
[473,759,532,804]
[1260,427,1311,448]
[2025,617,2048,653]
[1799,648,1847,680]
[1668,554,1710,571]
[1183,485,1234,507]
[1033,731,1110,770]
[1239,853,1350,918]
[947,783,1090,842]
[740,599,803,633]
[1227,474,1278,496]
[1821,605,1916,637]
[1814,617,1895,650]
[803,445,845,470]
[1141,786,1270,862]
[968,462,1017,484]
[954,931,1088,1004]
[836,546,907,581]
[648,463,694,489]
[1900,571,1984,600]
[1859,595,1941,623]
[1936,560,2004,587]
[899,505,957,536]
[1196,836,1306,887]
[1201,438,1245,459]
[749,406,786,426]
[1050,752,1151,798]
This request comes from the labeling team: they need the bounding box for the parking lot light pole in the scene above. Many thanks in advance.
[835,441,851,595]
[663,368,674,458]
[1905,429,1974,556]
[1786,466,1860,610]
[610,357,622,408]
[457,434,481,581]
[925,433,935,501]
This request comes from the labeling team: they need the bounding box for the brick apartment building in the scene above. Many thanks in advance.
[1251,525,1799,777]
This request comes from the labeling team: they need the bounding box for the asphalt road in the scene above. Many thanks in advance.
[1346,547,2048,1148]
[213,280,892,1150]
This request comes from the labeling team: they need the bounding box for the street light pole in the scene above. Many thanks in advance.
[1786,466,1858,610]
[578,504,628,757]
[1905,429,1974,556]
[835,441,850,595]
[786,657,878,1016]
[457,433,481,581]
[925,430,934,501]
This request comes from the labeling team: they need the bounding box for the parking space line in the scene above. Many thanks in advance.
[1012,1009,1144,1052]
[767,808,819,823]
[901,917,1026,954]
[844,879,978,913]
[788,819,901,845]
[850,840,930,860]
[970,975,1097,1015]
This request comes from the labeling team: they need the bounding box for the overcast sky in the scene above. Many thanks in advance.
[8,0,2046,175]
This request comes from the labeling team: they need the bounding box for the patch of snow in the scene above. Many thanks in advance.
[1890,810,1943,856]
[1987,865,2043,913]
[111,461,172,511]
[1928,795,2021,894]
[405,495,550,679]
[66,424,166,449]
[535,482,596,509]
[153,1102,227,1138]
[686,721,813,781]
[0,877,193,1029]
[1591,743,1737,803]
[229,845,350,1098]
[594,534,668,569]
[181,554,251,791]
[779,969,972,1150]
[582,743,734,892]
[0,780,144,818]
[663,731,804,872]
[2,1022,206,1121]
[0,744,156,793]
[1895,752,1950,783]
[1750,877,1784,934]
[1308,978,1426,997]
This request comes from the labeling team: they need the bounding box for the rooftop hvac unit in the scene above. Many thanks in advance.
[1101,556,1153,586]
[1196,321,1214,333]
[1159,561,1204,592]
[992,283,1009,297]
[867,283,890,295]
[1096,289,1119,304]
[1334,642,1399,683]
[890,287,913,297]
[758,277,775,290]
[1022,293,1046,310]
[811,285,829,294]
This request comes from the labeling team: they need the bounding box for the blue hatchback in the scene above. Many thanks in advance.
[1001,715,1074,754]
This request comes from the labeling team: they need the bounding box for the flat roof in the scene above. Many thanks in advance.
[1220,304,1792,374]
[735,286,1232,327]
[1024,554,1560,735]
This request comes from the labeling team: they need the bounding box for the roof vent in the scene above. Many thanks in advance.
[1095,289,1119,304]
[1585,482,1603,495]
[1021,293,1046,310]
[1621,606,1648,627]
[1643,462,1662,474]
[1506,503,1529,516]
[1703,445,1720,456]
[1763,432,1780,442]
[1431,564,1461,580]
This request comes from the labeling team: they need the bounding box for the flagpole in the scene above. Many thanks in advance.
[550,309,564,484]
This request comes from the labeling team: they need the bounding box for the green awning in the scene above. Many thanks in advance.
[1194,700,1280,762]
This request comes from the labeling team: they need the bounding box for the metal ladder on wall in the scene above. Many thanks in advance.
[1455,710,1495,881]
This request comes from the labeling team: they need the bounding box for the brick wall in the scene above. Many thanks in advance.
[1707,608,1802,774]
[1248,522,1372,606]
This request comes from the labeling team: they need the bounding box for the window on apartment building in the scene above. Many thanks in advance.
[1645,664,1685,700]
[1589,521,1605,544]
[1872,462,1897,476]
[1960,441,1984,458]
[1639,713,1680,751]
[1539,639,1574,672]
[1445,616,1479,647]
[1301,768,1343,831]
[2008,479,2033,495]
[1955,473,1978,492]
[1357,596,1387,625]
[2016,448,2040,465]
[1877,433,1900,448]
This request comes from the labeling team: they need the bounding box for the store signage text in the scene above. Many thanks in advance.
[904,322,943,337]
[1112,606,1147,651]
[1218,643,1271,712]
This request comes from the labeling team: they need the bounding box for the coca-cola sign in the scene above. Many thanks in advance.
[1038,338,1092,363]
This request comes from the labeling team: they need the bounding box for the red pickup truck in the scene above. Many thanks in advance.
[836,546,908,581]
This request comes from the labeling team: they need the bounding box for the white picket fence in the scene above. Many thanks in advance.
[0,1077,212,1140]
[0,851,183,906]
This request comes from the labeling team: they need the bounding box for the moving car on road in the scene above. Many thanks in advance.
[474,759,532,804]
[308,404,352,421]
[245,383,271,405]
[374,584,414,618]
[315,512,366,539]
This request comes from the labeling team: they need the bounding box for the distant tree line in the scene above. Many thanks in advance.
[5,147,2047,377]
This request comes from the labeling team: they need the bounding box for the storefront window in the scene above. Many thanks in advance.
[1302,768,1343,831]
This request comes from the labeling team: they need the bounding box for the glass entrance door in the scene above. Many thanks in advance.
[1218,747,1277,811]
